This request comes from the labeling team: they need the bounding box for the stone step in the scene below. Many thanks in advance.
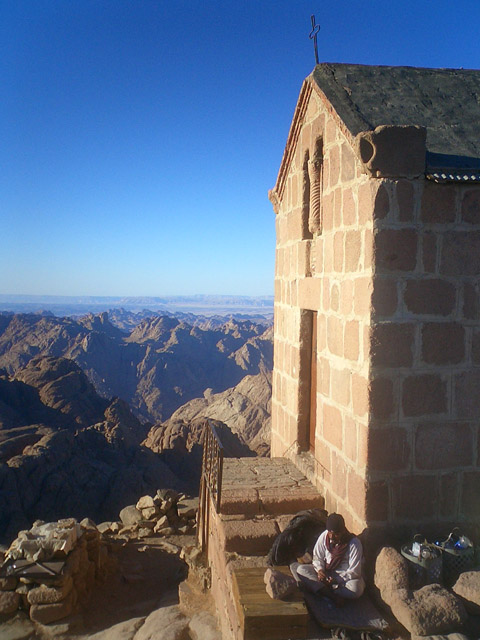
[220,518,279,556]
[220,457,324,517]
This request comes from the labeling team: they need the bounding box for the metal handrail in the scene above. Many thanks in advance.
[197,419,224,554]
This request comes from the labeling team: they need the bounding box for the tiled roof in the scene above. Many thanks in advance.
[312,63,480,177]
[426,170,480,183]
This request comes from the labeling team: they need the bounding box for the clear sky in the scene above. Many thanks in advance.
[2,1,480,297]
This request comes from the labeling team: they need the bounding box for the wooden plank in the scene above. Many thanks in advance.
[232,566,309,640]
[241,604,306,616]
[244,615,308,640]
[231,568,245,633]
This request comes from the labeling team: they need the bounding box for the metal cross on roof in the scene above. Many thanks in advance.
[309,15,320,65]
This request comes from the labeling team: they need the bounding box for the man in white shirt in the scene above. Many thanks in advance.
[290,513,365,604]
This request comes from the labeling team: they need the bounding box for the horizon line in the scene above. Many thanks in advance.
[0,293,274,300]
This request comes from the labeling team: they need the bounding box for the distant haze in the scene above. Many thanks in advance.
[0,294,273,318]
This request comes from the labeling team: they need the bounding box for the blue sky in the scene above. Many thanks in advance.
[1,1,480,297]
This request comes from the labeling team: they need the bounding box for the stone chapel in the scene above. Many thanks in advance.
[269,63,480,536]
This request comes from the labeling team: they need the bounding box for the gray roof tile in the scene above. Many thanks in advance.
[312,63,480,164]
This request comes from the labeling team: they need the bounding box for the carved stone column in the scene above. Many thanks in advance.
[308,157,322,234]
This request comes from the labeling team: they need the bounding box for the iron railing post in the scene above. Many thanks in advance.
[196,419,224,555]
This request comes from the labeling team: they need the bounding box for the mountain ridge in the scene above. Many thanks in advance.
[0,312,273,541]
[0,312,273,424]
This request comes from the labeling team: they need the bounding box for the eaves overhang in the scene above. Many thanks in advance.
[426,151,480,183]
[268,80,312,214]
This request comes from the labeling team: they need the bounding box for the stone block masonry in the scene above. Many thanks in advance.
[205,458,324,640]
[269,70,480,535]
[367,177,480,530]
[0,518,115,623]
[270,79,375,534]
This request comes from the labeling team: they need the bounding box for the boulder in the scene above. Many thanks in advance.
[155,489,180,506]
[0,615,37,638]
[159,541,181,555]
[97,522,114,534]
[189,611,222,640]
[27,575,73,605]
[80,517,97,530]
[14,583,30,596]
[157,499,174,514]
[29,588,75,624]
[374,546,409,601]
[153,516,169,533]
[374,546,410,618]
[453,570,480,614]
[138,529,153,539]
[263,568,297,600]
[177,525,190,535]
[136,495,155,510]
[0,576,18,591]
[181,545,204,568]
[406,584,467,636]
[375,547,467,635]
[119,525,138,537]
[141,507,159,520]
[119,506,142,526]
[134,605,189,640]
[84,616,145,639]
[177,498,198,520]
[0,590,20,615]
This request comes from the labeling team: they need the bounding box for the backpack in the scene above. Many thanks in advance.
[267,508,326,566]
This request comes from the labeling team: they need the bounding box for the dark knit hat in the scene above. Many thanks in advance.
[326,513,345,533]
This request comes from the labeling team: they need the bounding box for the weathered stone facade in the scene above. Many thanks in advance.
[269,64,480,535]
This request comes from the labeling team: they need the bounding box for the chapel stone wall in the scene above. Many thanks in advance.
[367,178,480,531]
[271,77,480,535]
[271,83,376,533]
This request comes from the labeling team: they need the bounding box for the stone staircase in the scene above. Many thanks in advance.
[204,457,325,640]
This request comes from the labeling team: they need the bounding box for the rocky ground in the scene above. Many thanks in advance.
[0,489,221,640]
[0,533,221,640]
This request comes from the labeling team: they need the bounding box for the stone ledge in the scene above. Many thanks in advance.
[220,519,279,556]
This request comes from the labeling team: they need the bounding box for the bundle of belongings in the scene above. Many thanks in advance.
[267,508,326,566]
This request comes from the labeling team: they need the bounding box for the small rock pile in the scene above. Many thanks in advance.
[0,489,200,627]
[107,489,198,540]
[0,517,116,624]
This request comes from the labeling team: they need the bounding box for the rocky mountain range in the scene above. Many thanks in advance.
[0,311,272,423]
[145,371,272,458]
[0,312,273,542]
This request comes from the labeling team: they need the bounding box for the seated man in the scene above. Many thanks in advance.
[290,513,365,604]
